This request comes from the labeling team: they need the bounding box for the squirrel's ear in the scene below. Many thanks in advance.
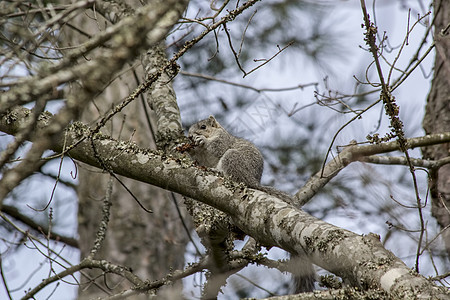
[208,115,219,126]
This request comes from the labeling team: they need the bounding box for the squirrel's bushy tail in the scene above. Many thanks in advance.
[292,257,316,293]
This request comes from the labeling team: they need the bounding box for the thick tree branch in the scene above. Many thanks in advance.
[253,287,388,300]
[142,44,184,150]
[0,106,448,299]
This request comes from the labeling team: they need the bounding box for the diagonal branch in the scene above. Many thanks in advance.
[21,258,143,300]
[295,133,450,205]
[0,106,448,299]
[1,204,78,248]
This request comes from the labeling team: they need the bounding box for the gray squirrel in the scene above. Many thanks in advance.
[187,116,315,293]
[188,115,263,188]
[188,115,294,204]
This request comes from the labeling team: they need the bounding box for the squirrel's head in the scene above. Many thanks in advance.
[188,115,222,139]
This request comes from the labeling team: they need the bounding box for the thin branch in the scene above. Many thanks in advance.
[180,70,318,92]
[320,99,381,178]
[170,192,203,257]
[0,256,13,300]
[387,11,431,85]
[391,3,438,90]
[391,42,435,92]
[223,22,247,75]
[431,271,450,281]
[38,170,77,190]
[238,9,257,57]
[88,176,113,259]
[245,41,293,78]
[21,258,143,300]
[0,210,111,294]
[295,132,450,205]
[121,257,209,298]
[89,134,153,213]
[420,224,450,256]
[28,133,70,212]
[359,155,450,169]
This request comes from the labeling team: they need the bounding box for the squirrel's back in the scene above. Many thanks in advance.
[188,116,263,187]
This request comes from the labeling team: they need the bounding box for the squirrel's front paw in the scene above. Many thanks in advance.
[191,135,206,146]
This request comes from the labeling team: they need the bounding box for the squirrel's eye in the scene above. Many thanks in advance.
[200,125,207,129]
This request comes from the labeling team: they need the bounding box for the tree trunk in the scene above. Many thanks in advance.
[77,96,189,299]
[59,5,190,299]
[422,0,450,258]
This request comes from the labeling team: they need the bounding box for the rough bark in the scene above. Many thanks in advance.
[422,0,450,257]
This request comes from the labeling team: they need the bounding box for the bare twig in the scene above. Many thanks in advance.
[320,99,381,178]
[360,0,425,272]
[223,22,248,75]
[245,42,293,77]
[180,70,318,92]
[238,9,257,57]
[0,256,13,300]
